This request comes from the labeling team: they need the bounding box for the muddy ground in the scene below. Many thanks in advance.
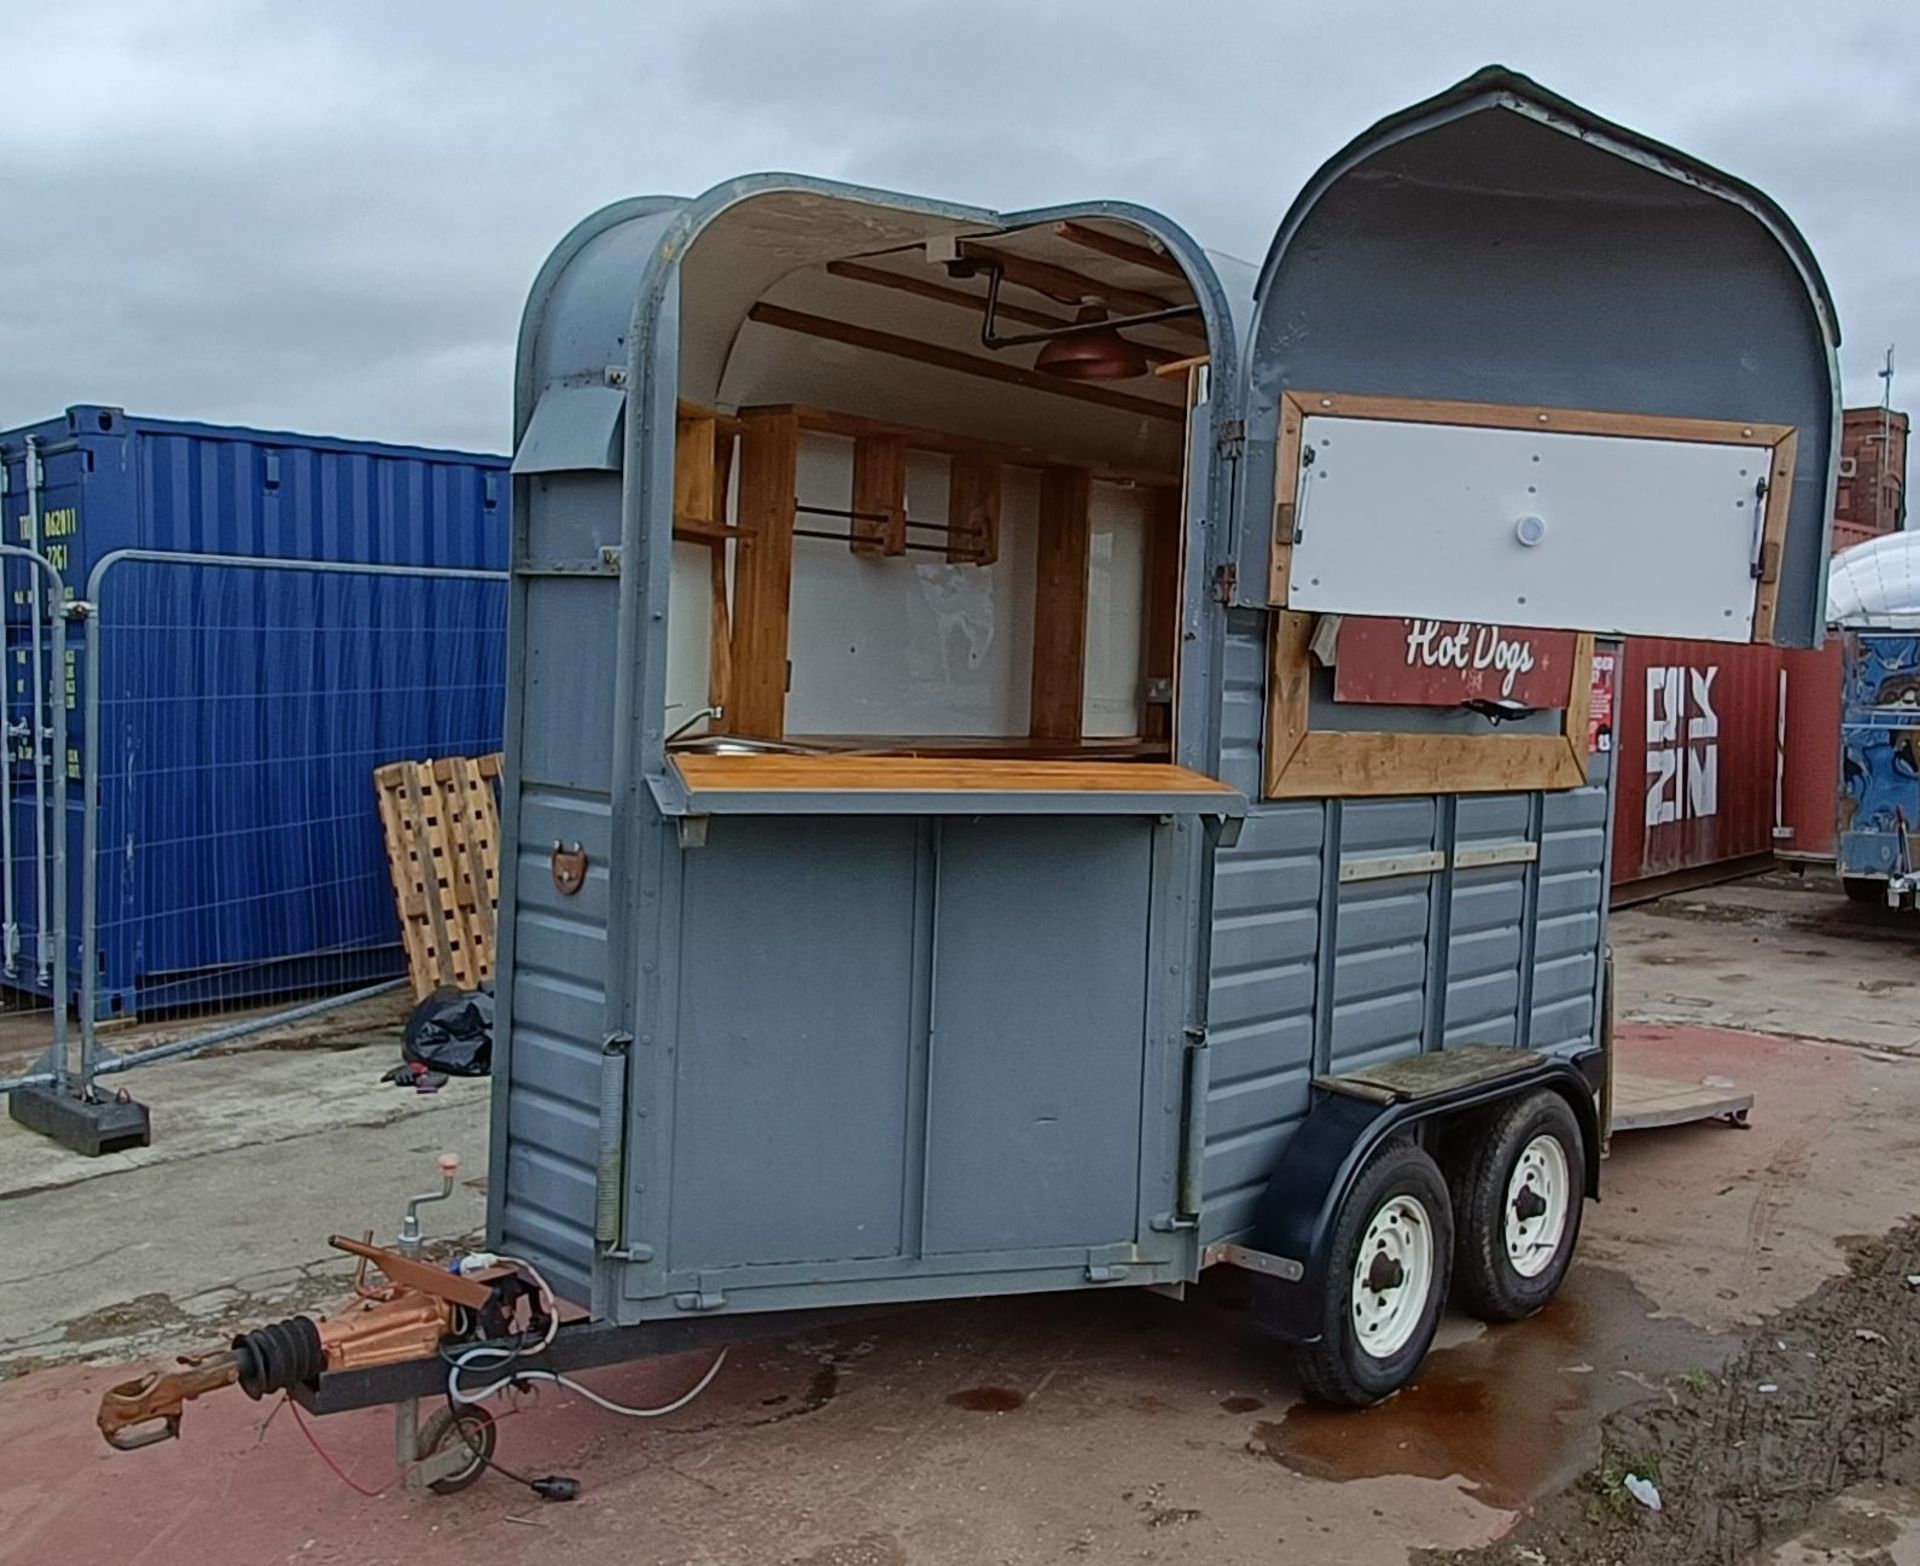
[2,869,1918,1565]
[1431,1222,1920,1566]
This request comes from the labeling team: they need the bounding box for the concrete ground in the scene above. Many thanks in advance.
[0,872,1916,1564]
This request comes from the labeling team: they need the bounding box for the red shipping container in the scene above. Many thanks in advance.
[1613,638,1784,887]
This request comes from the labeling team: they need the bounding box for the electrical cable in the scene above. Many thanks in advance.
[285,1397,407,1499]
[444,1253,727,1418]
[426,1253,731,1501]
[447,1340,730,1418]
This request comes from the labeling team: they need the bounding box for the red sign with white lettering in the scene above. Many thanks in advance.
[1332,617,1579,709]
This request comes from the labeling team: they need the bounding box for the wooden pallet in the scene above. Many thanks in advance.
[373,753,503,1000]
[1608,1070,1753,1134]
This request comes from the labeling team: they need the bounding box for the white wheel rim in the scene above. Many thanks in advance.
[1505,1133,1571,1279]
[1349,1193,1435,1360]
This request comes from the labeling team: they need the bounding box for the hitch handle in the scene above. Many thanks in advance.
[97,1355,240,1450]
[103,1410,181,1451]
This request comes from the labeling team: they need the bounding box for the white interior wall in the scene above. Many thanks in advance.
[663,440,1154,741]
[786,435,1039,737]
[1084,482,1151,738]
[664,539,715,729]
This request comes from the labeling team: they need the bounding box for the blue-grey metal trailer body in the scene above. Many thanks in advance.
[490,67,1838,1403]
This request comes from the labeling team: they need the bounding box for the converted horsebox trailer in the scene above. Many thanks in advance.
[487,67,1835,1408]
[95,67,1840,1466]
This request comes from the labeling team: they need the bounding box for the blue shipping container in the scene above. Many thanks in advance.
[0,405,508,1017]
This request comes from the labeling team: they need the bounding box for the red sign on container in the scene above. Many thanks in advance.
[1588,650,1617,754]
[1333,617,1579,709]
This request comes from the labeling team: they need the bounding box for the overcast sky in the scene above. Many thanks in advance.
[2,1,1915,486]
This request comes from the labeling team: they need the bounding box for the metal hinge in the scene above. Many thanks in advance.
[1212,561,1237,607]
[1215,419,1245,460]
[673,1287,727,1312]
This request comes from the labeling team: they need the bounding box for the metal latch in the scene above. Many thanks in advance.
[551,841,587,896]
[1215,418,1246,460]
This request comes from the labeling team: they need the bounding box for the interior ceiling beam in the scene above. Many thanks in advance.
[824,261,1182,367]
[1049,222,1187,279]
[746,302,1185,423]
[958,244,1208,341]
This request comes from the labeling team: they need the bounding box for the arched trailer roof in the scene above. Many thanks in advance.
[1271,64,1838,342]
[1235,65,1843,648]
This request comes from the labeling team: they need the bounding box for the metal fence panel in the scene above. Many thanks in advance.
[74,552,506,1078]
[0,532,71,1097]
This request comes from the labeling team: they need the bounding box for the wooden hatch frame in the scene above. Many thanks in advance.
[1266,611,1596,799]
[1263,392,1797,801]
[1268,392,1799,640]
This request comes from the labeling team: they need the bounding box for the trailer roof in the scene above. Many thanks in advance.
[1269,64,1839,349]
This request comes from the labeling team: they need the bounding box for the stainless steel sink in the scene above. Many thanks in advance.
[667,734,835,757]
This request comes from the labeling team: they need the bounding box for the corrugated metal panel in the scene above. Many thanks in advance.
[1532,775,1608,1049]
[1444,794,1530,1047]
[0,407,508,1013]
[1612,637,1780,885]
[1330,798,1435,1076]
[1200,617,1320,1239]
[1200,618,1616,1244]
[1203,803,1322,1235]
[497,787,607,1300]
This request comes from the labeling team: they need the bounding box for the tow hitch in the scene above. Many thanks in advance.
[96,1245,471,1450]
[92,1151,734,1498]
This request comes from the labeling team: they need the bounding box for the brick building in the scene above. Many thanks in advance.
[1832,404,1908,551]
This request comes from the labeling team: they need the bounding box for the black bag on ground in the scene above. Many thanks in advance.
[401,985,494,1077]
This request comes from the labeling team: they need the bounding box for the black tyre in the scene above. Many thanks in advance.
[417,1404,496,1495]
[1843,877,1887,905]
[1291,1141,1453,1408]
[1447,1089,1585,1324]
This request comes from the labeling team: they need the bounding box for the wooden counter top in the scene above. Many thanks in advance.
[655,753,1247,819]
[671,755,1238,796]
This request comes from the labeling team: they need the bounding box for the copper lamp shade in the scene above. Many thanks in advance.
[1034,305,1149,380]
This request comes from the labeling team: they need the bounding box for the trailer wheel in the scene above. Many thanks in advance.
[417,1404,496,1495]
[1447,1089,1585,1323]
[1291,1141,1452,1408]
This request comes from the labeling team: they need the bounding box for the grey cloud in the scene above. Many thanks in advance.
[0,0,1914,480]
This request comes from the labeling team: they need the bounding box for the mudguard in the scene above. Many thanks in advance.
[1247,1051,1601,1344]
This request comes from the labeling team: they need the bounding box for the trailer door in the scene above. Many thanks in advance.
[1234,72,1837,649]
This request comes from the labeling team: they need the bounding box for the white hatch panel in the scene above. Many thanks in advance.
[1286,416,1768,640]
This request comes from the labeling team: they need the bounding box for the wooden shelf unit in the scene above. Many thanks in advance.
[672,400,1184,756]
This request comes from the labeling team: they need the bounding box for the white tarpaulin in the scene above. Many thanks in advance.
[1829,532,1920,628]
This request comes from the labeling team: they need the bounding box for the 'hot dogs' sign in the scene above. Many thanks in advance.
[1333,617,1578,709]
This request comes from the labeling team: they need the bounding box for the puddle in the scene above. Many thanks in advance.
[946,1385,1026,1412]
[759,1360,840,1424]
[1248,1265,1725,1507]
